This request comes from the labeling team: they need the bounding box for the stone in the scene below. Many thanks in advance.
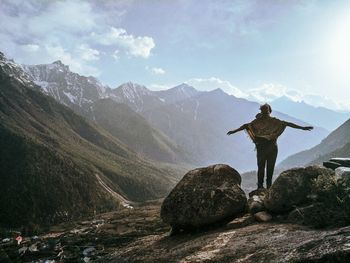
[335,167,350,183]
[264,166,334,213]
[161,164,247,229]
[254,211,272,222]
[248,188,268,198]
[323,161,342,170]
[248,196,265,214]
[330,158,350,167]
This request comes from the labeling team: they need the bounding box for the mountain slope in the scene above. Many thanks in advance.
[271,96,350,131]
[0,52,181,227]
[137,88,328,171]
[279,119,350,169]
[23,63,187,164]
[90,98,190,163]
[22,61,328,172]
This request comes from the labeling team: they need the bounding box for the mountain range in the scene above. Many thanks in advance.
[3,51,347,228]
[271,96,350,131]
[279,118,350,169]
[0,52,183,227]
[23,60,329,172]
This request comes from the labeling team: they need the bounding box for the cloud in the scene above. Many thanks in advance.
[148,83,173,91]
[146,66,165,75]
[247,83,303,102]
[78,44,100,61]
[185,77,247,98]
[0,0,155,78]
[93,27,155,58]
[112,50,120,60]
[21,44,40,52]
[247,82,350,111]
[45,45,100,77]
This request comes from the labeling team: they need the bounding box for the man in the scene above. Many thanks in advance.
[227,104,313,189]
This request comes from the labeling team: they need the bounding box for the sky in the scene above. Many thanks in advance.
[1,0,350,110]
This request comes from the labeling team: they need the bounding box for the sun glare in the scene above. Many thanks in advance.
[328,15,350,76]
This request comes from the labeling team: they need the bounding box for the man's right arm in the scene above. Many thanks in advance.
[227,123,249,135]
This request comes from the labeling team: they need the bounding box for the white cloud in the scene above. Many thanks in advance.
[93,27,155,58]
[247,83,303,103]
[148,83,172,91]
[21,44,40,52]
[45,45,100,77]
[247,83,350,111]
[78,44,100,61]
[146,66,165,75]
[112,50,120,60]
[185,77,247,98]
[0,0,155,78]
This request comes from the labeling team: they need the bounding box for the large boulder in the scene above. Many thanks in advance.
[264,166,334,213]
[161,164,247,229]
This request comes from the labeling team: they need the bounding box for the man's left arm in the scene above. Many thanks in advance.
[284,121,313,131]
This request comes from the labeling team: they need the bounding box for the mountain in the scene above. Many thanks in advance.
[271,96,350,131]
[90,98,190,163]
[23,61,328,172]
[279,118,350,169]
[23,63,187,164]
[155,83,201,104]
[115,85,328,171]
[0,52,182,227]
[23,61,109,113]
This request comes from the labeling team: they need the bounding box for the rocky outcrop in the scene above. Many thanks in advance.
[323,157,350,170]
[161,164,247,230]
[335,167,350,182]
[264,166,334,213]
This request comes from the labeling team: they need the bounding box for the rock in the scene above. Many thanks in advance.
[161,164,247,229]
[288,203,322,223]
[254,211,272,222]
[226,214,254,229]
[287,203,338,228]
[264,166,334,213]
[248,188,268,198]
[330,158,350,167]
[335,167,350,183]
[248,195,265,214]
[248,189,267,214]
[323,161,342,170]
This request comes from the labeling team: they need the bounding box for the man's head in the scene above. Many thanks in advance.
[260,103,272,114]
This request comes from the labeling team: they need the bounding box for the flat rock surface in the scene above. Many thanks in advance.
[2,202,350,263]
[107,219,350,263]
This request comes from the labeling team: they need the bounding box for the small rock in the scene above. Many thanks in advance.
[29,243,39,252]
[330,158,350,167]
[254,211,272,222]
[323,161,342,170]
[226,214,254,229]
[2,238,11,243]
[18,246,28,255]
[335,167,350,182]
[83,247,96,257]
[248,188,268,198]
[249,199,265,214]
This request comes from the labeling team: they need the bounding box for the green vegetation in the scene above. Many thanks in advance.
[0,65,183,228]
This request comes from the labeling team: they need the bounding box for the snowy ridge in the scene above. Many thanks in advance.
[0,52,35,87]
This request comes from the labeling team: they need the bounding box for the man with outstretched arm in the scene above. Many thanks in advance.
[227,104,313,189]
